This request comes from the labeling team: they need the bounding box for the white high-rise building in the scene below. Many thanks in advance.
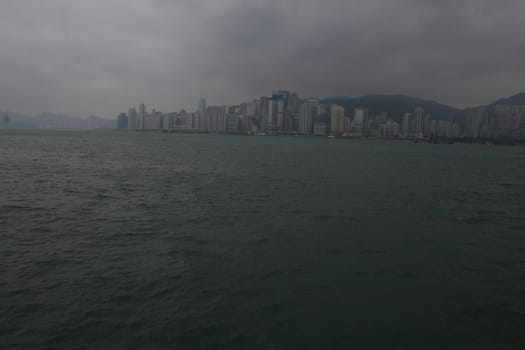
[298,99,319,135]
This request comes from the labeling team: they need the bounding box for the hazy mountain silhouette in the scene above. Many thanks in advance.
[0,111,114,130]
[322,92,525,124]
[488,92,525,107]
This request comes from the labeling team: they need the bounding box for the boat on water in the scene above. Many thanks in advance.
[328,135,336,139]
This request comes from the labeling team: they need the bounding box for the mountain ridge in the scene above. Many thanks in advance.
[321,92,525,123]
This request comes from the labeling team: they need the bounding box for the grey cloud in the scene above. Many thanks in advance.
[0,0,524,117]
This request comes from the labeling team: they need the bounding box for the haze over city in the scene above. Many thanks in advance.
[1,0,525,117]
[3,1,525,349]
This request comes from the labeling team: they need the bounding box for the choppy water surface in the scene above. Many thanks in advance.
[1,131,525,349]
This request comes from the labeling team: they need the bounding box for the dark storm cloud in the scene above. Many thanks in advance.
[0,0,524,117]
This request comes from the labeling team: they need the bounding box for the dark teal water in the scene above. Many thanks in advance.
[1,131,525,349]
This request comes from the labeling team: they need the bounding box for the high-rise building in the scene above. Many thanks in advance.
[117,113,128,129]
[162,113,172,130]
[402,113,412,137]
[424,114,433,138]
[313,122,327,136]
[226,114,240,133]
[272,91,289,111]
[267,99,277,132]
[144,109,162,129]
[344,117,352,134]
[267,93,286,133]
[185,112,194,131]
[199,97,206,115]
[138,104,146,129]
[353,108,368,137]
[128,108,137,129]
[298,98,319,135]
[415,107,425,138]
[257,96,269,131]
[207,105,227,133]
[330,104,345,135]
[240,102,254,117]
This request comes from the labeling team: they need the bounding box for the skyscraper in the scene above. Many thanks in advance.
[415,107,425,139]
[402,113,412,137]
[330,104,345,135]
[128,108,137,129]
[117,113,128,129]
[267,93,286,133]
[138,103,146,130]
[353,108,368,137]
[298,98,319,135]
[424,114,433,138]
[199,97,206,115]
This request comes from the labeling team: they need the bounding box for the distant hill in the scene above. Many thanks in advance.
[0,111,115,130]
[322,92,525,124]
[463,92,525,115]
[488,92,525,107]
[0,111,36,129]
[321,94,464,123]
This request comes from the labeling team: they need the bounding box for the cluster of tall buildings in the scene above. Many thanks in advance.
[116,91,525,142]
[466,105,525,141]
[399,108,460,139]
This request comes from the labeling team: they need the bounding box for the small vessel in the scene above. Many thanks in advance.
[328,135,336,139]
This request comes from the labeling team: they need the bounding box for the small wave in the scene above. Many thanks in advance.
[357,249,388,256]
[312,214,335,221]
[253,237,271,244]
[0,204,46,213]
[455,216,490,224]
[476,210,507,215]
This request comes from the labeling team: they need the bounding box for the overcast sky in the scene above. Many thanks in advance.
[1,0,524,117]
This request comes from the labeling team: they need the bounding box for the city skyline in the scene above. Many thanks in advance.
[116,89,525,142]
[1,0,525,117]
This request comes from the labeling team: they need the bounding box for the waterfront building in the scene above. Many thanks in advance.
[344,117,352,134]
[313,122,327,136]
[415,107,425,139]
[298,98,319,135]
[424,114,433,138]
[402,113,412,138]
[143,110,162,130]
[257,96,269,131]
[330,104,345,135]
[267,94,286,133]
[128,108,137,129]
[117,113,128,129]
[207,105,227,133]
[199,97,206,116]
[138,104,146,129]
[226,114,240,133]
[352,108,368,137]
